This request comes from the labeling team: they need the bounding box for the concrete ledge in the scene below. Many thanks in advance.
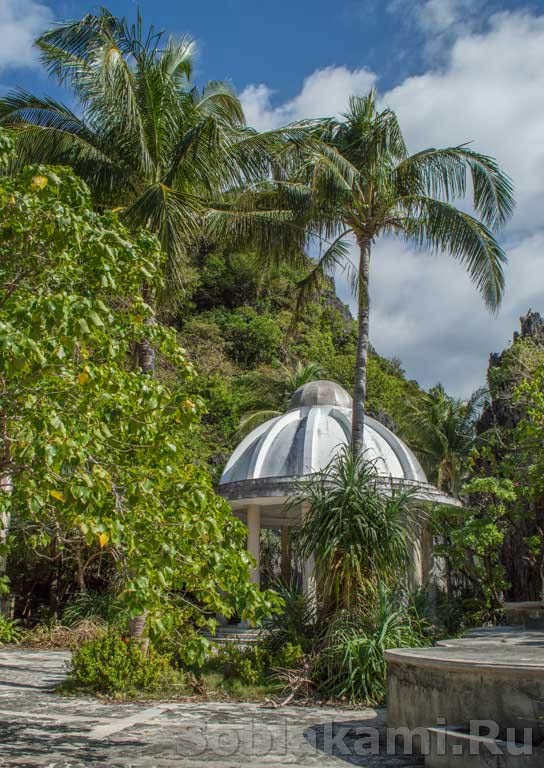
[386,629,544,750]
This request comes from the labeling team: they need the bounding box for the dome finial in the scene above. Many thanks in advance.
[287,379,353,411]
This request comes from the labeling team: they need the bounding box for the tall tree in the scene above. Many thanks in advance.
[0,165,280,636]
[289,91,514,455]
[0,10,304,321]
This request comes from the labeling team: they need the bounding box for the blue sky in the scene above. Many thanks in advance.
[2,0,544,395]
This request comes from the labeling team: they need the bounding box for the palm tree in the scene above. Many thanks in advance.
[288,91,514,455]
[0,10,307,339]
[293,447,426,616]
[403,384,485,615]
[404,384,485,496]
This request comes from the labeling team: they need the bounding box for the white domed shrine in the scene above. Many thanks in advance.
[218,380,458,590]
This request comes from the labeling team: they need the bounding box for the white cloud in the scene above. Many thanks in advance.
[335,231,544,396]
[239,10,544,396]
[385,12,544,232]
[411,0,486,33]
[240,66,377,131]
[388,0,491,58]
[0,0,53,72]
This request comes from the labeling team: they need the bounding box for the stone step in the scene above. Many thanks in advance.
[425,726,542,768]
[200,627,265,646]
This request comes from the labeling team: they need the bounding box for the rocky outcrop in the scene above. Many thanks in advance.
[478,310,544,432]
[477,310,544,602]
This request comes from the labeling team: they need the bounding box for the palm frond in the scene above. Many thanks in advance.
[394,146,514,228]
[123,183,203,291]
[293,232,352,319]
[235,410,282,439]
[400,195,507,310]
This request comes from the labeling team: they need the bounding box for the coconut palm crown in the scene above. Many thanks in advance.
[286,91,514,455]
[0,10,309,303]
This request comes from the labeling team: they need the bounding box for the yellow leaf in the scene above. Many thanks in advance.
[98,532,109,549]
[31,175,49,191]
[77,372,90,385]
[50,490,64,502]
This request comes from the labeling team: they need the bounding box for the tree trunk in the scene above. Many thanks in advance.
[352,236,371,456]
[74,545,87,593]
[128,611,149,651]
[131,289,155,645]
[136,321,155,374]
[0,474,12,617]
[136,284,156,375]
[0,412,13,617]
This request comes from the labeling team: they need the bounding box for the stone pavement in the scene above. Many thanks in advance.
[0,649,423,767]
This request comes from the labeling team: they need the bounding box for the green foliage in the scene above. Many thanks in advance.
[0,128,14,166]
[209,639,304,688]
[211,307,283,368]
[69,633,185,696]
[215,643,268,686]
[403,384,483,494]
[177,234,423,466]
[273,641,305,669]
[265,582,317,652]
[434,477,513,621]
[0,164,281,635]
[0,616,24,645]
[0,10,302,304]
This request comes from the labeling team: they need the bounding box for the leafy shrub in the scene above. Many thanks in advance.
[215,643,268,686]
[69,633,185,696]
[211,638,305,688]
[266,582,317,652]
[213,307,283,368]
[0,615,24,645]
[272,641,305,669]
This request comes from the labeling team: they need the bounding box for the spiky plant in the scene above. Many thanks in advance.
[292,446,427,615]
[319,584,429,704]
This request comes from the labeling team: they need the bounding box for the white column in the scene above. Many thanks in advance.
[281,526,291,583]
[247,504,261,587]
[0,474,12,617]
[408,536,424,593]
[301,502,316,599]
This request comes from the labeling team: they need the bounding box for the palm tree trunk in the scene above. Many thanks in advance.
[131,286,154,646]
[352,236,371,456]
[136,287,156,374]
[0,414,12,617]
[128,611,149,651]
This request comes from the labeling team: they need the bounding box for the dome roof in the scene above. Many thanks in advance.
[220,381,427,487]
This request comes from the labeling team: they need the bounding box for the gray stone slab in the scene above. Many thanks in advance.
[0,648,423,767]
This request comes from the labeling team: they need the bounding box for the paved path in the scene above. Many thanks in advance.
[0,649,423,767]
